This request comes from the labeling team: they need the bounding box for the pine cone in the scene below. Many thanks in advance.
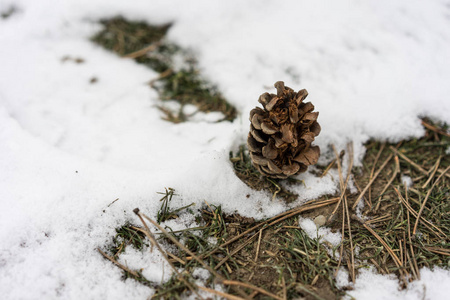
[247,81,321,179]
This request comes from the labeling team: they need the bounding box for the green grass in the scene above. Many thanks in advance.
[108,224,148,258]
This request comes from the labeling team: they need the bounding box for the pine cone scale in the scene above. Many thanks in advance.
[247,81,321,179]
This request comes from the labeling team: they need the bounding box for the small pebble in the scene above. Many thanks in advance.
[314,215,326,227]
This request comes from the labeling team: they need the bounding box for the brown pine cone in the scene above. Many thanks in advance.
[247,81,321,179]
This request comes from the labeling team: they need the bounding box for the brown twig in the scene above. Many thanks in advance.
[405,187,420,280]
[254,229,263,262]
[98,248,141,278]
[394,187,445,238]
[197,286,246,300]
[123,41,161,58]
[149,68,173,87]
[222,280,283,300]
[215,231,259,270]
[355,217,402,268]
[135,210,253,300]
[133,210,203,299]
[421,119,450,138]
[422,156,441,189]
[369,142,386,205]
[413,165,450,235]
[389,146,428,175]
[424,247,450,256]
[352,154,393,210]
[203,197,339,260]
[374,155,399,212]
[344,194,355,283]
[328,144,354,221]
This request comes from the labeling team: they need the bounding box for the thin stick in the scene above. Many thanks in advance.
[268,199,340,228]
[374,156,399,211]
[329,144,354,221]
[369,142,386,205]
[149,68,173,87]
[215,232,259,270]
[356,218,402,268]
[424,247,450,256]
[98,248,141,278]
[137,210,219,278]
[437,168,450,179]
[389,146,428,175]
[166,251,186,265]
[254,229,263,262]
[334,192,346,277]
[123,41,161,59]
[344,194,355,283]
[406,188,420,280]
[352,154,393,210]
[197,286,246,300]
[135,210,252,300]
[370,258,386,275]
[421,119,450,138]
[394,187,445,238]
[422,156,441,189]
[203,197,339,259]
[413,165,450,234]
[320,159,336,178]
[222,280,283,300]
[133,211,203,299]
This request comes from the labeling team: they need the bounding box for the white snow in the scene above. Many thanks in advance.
[1,0,449,299]
[299,217,342,248]
[340,267,450,300]
[401,175,414,189]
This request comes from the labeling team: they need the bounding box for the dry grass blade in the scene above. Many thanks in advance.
[352,153,393,210]
[254,229,263,262]
[197,286,247,300]
[406,189,420,280]
[222,280,283,300]
[369,142,386,205]
[203,197,339,260]
[137,209,220,278]
[421,119,450,138]
[391,145,449,179]
[133,210,204,299]
[344,194,355,283]
[355,217,402,268]
[374,155,399,211]
[394,187,445,238]
[215,232,259,270]
[98,248,140,278]
[422,156,441,189]
[329,144,354,221]
[135,209,256,300]
[389,146,428,175]
[413,165,450,235]
[424,247,450,256]
[123,41,161,58]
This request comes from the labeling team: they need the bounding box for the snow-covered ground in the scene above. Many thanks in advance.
[1,0,449,299]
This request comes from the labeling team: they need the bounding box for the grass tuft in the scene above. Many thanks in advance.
[108,224,148,258]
